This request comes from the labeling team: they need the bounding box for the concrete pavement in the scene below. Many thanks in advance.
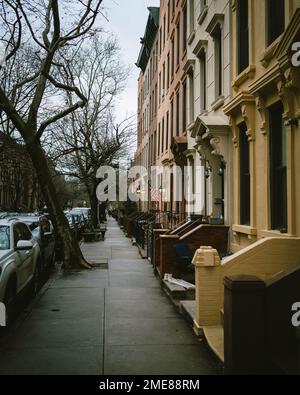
[0,218,221,375]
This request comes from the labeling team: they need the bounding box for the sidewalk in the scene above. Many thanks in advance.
[0,218,221,375]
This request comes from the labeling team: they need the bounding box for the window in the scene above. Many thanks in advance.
[267,0,285,45]
[14,223,32,247]
[183,6,187,53]
[159,27,162,55]
[167,1,170,33]
[172,0,175,17]
[170,99,174,136]
[214,24,222,98]
[161,117,165,154]
[237,0,249,74]
[158,123,161,156]
[163,15,166,47]
[159,72,161,104]
[171,36,175,79]
[199,49,207,112]
[182,80,187,132]
[162,62,166,96]
[166,111,169,150]
[167,53,170,89]
[239,122,250,226]
[188,70,194,122]
[176,20,180,66]
[154,84,158,114]
[154,130,157,161]
[176,90,180,136]
[155,42,158,70]
[269,102,287,232]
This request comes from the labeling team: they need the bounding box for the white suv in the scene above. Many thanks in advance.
[0,218,41,326]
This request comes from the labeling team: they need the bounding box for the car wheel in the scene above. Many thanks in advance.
[31,263,41,296]
[2,281,16,329]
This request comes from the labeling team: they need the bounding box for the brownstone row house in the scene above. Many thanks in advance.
[136,1,189,225]
[0,132,41,212]
[134,0,300,373]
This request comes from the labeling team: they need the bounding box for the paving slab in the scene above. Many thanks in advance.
[106,317,200,346]
[104,344,220,375]
[0,346,103,375]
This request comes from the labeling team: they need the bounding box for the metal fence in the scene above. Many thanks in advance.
[130,211,187,260]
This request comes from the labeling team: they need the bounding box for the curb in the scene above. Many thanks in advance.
[0,267,59,345]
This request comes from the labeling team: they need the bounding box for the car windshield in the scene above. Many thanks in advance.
[0,226,10,250]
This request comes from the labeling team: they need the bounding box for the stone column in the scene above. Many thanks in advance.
[159,235,180,277]
[192,246,221,335]
[152,229,170,269]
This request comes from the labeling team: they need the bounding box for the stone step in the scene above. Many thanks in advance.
[203,325,224,363]
[162,280,195,304]
[180,300,196,325]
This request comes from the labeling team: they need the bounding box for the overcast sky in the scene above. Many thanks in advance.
[101,0,160,124]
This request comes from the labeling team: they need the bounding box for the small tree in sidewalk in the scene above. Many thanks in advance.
[0,0,104,269]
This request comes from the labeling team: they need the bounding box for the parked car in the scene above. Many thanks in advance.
[0,217,41,325]
[13,214,56,272]
[71,207,91,222]
[65,213,85,241]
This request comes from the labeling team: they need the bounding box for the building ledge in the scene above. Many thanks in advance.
[211,95,225,111]
[188,30,196,45]
[232,225,258,236]
[259,35,282,68]
[258,229,297,239]
[232,65,256,92]
[197,6,208,25]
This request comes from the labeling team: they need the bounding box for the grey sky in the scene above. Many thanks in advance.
[102,0,160,124]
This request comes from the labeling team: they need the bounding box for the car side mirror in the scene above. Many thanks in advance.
[16,240,33,251]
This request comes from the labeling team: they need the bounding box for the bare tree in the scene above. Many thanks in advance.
[48,35,136,227]
[0,0,104,269]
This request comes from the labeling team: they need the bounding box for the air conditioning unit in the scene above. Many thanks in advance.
[161,89,165,98]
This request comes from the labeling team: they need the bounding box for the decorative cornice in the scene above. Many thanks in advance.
[259,35,282,68]
[275,8,300,61]
[205,14,224,36]
[187,30,196,45]
[183,59,196,74]
[223,92,256,116]
[232,65,256,92]
[193,39,208,58]
[248,63,281,95]
[197,6,208,25]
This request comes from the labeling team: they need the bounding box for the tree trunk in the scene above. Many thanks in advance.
[25,138,91,269]
[89,191,99,229]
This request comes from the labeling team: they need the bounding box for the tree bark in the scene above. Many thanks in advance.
[25,136,91,269]
[89,190,99,229]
